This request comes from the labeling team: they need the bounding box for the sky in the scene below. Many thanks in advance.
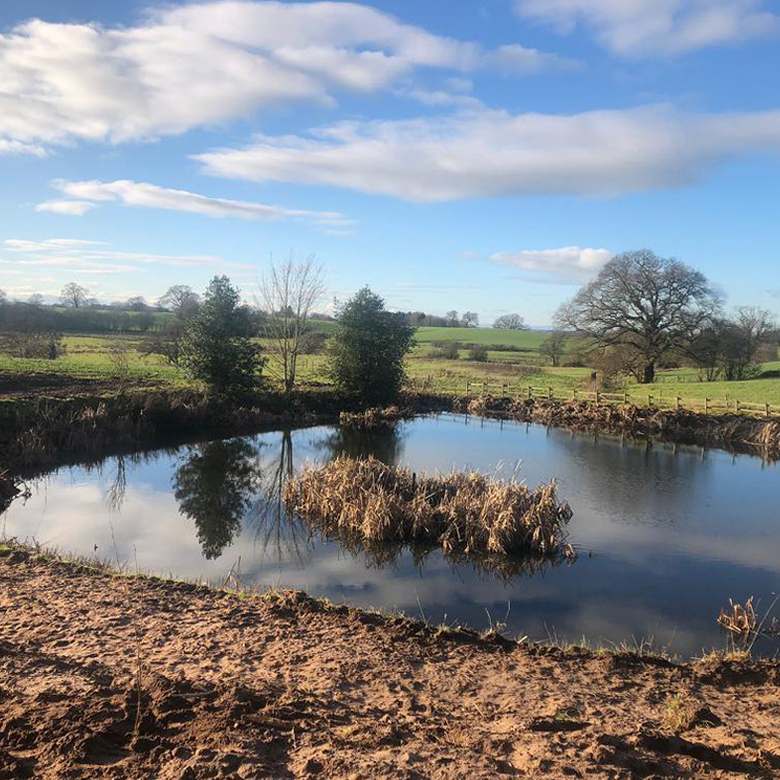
[0,0,779,326]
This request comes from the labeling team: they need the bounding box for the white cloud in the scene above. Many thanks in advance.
[47,179,353,228]
[513,0,779,56]
[0,2,569,153]
[195,105,780,202]
[1,238,236,274]
[35,200,96,216]
[490,246,614,284]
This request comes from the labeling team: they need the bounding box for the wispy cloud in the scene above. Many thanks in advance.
[2,237,240,275]
[490,246,613,284]
[0,1,571,154]
[195,105,780,202]
[45,179,354,230]
[35,200,96,216]
[513,0,779,57]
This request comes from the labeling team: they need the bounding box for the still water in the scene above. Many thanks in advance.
[3,414,779,657]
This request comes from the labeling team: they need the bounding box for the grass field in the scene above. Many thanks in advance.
[1,328,780,410]
[415,326,548,351]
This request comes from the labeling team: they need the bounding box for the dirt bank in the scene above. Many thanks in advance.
[455,395,780,459]
[1,547,779,779]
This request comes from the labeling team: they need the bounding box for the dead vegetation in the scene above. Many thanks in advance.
[718,596,780,655]
[338,405,410,429]
[454,395,780,458]
[283,455,574,562]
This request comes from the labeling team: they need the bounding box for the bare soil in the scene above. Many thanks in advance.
[1,548,779,779]
[0,372,160,399]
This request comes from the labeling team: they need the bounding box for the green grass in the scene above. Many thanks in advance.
[2,328,780,412]
[414,326,549,350]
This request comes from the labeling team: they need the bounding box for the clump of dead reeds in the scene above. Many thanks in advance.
[718,596,780,655]
[283,455,574,560]
[338,406,408,429]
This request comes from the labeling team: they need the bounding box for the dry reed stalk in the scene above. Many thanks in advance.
[338,406,407,429]
[284,455,574,561]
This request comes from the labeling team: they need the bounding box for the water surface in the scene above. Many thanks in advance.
[4,413,779,657]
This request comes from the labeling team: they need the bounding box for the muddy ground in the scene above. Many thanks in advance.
[1,548,779,779]
[0,372,163,400]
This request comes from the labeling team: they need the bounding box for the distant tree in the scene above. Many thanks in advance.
[179,276,264,393]
[173,439,261,559]
[467,344,488,362]
[140,320,185,365]
[691,307,776,381]
[0,303,64,359]
[256,254,326,392]
[556,250,721,384]
[60,282,90,309]
[445,310,459,327]
[0,289,6,304]
[539,330,567,367]
[159,284,201,320]
[461,311,479,327]
[494,313,527,330]
[126,295,148,312]
[327,287,415,404]
[27,293,45,306]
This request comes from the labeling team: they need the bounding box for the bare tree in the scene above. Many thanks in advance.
[461,311,479,327]
[494,313,527,330]
[60,282,90,309]
[539,330,567,367]
[256,254,326,392]
[159,285,200,320]
[126,295,148,312]
[692,307,777,381]
[445,310,459,327]
[556,250,721,384]
[27,293,45,306]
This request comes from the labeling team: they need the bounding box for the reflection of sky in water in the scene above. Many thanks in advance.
[3,414,780,658]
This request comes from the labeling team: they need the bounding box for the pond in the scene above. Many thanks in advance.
[3,413,779,658]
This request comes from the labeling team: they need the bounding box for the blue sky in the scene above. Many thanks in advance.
[0,0,779,325]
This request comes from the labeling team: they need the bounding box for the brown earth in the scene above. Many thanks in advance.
[0,372,161,400]
[1,548,779,780]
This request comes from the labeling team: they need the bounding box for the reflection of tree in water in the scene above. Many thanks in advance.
[246,429,313,567]
[173,439,262,559]
[315,422,405,466]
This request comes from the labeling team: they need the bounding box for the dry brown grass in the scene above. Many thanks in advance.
[454,395,780,458]
[283,455,574,561]
[338,406,408,429]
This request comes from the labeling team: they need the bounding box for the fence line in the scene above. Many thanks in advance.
[406,377,780,418]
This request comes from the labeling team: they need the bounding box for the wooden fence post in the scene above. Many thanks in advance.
[705,397,709,414]
[596,390,601,405]
[767,403,771,418]
[623,391,628,405]
[676,396,681,410]
[573,388,577,400]
[648,394,652,407]
[527,385,532,400]
[736,399,740,414]
[466,380,471,395]
[548,386,553,400]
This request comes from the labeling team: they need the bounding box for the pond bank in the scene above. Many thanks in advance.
[454,395,780,459]
[1,544,779,779]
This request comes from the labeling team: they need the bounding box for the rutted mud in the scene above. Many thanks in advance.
[1,548,779,779]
